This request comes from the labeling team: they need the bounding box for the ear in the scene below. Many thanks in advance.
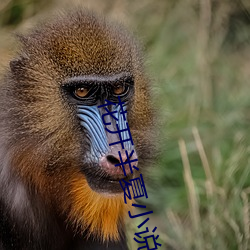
[9,57,26,75]
[10,34,29,73]
[10,58,21,73]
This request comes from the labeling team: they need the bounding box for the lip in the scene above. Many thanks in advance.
[101,173,133,183]
[86,175,131,194]
[81,163,134,194]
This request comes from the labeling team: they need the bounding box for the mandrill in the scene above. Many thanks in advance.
[0,9,154,250]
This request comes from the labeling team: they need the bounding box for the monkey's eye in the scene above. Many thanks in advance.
[113,84,126,95]
[74,87,89,98]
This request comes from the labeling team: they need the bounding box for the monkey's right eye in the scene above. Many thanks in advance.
[74,87,89,98]
[113,84,125,95]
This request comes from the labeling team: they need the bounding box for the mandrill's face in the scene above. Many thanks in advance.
[62,73,138,194]
[4,10,154,241]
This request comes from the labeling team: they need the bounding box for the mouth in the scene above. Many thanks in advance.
[101,173,132,184]
[81,163,134,194]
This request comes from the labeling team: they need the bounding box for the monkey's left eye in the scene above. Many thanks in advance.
[74,87,89,98]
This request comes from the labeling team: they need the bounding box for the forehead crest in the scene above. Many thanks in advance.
[19,10,137,76]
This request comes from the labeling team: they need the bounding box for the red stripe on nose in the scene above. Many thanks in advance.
[99,150,138,177]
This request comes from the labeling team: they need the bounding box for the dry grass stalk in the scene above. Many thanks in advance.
[179,138,203,249]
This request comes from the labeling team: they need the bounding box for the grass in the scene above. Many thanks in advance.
[1,0,250,249]
[133,1,250,249]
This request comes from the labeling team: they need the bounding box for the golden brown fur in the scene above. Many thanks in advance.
[0,9,154,249]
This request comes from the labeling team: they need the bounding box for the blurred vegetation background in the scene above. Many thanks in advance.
[1,0,250,249]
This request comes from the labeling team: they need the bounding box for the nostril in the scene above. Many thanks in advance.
[106,155,120,165]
